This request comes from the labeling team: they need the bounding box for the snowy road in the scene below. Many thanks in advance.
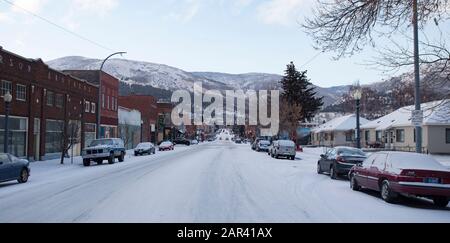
[0,141,450,223]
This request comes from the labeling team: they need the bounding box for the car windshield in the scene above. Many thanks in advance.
[337,148,366,157]
[260,140,270,145]
[137,143,152,148]
[279,140,295,147]
[90,139,114,147]
[389,153,447,171]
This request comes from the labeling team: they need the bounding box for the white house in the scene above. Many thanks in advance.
[311,114,370,147]
[361,100,450,154]
[118,107,142,149]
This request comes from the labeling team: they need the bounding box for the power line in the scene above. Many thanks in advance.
[299,51,324,69]
[1,0,114,52]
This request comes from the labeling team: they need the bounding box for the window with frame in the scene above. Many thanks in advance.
[91,102,96,114]
[446,128,450,144]
[16,84,27,101]
[1,80,12,97]
[102,94,105,108]
[396,129,405,143]
[376,131,382,142]
[346,132,353,142]
[107,96,110,110]
[46,91,55,107]
[85,101,90,113]
[55,94,64,108]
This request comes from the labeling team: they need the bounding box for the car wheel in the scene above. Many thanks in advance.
[433,197,449,208]
[17,168,29,183]
[108,153,115,164]
[290,156,295,161]
[317,163,323,174]
[350,174,361,191]
[330,166,338,180]
[83,159,91,167]
[119,152,125,162]
[135,152,139,156]
[381,180,397,203]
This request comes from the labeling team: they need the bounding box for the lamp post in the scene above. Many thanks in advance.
[3,92,13,153]
[353,86,363,149]
[97,52,127,139]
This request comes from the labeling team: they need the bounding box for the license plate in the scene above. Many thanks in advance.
[424,178,440,184]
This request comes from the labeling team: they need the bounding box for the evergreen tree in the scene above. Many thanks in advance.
[280,62,324,121]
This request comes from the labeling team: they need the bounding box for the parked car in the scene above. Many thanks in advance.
[269,140,296,160]
[191,140,199,145]
[173,138,191,146]
[349,152,450,207]
[0,153,30,184]
[251,138,262,150]
[82,138,126,167]
[235,138,242,144]
[207,138,214,142]
[134,142,156,156]
[317,147,367,179]
[159,141,175,151]
[256,140,271,152]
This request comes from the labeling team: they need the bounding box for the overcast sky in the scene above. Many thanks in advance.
[0,0,448,87]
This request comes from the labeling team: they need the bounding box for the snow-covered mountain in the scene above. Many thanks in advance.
[47,56,352,106]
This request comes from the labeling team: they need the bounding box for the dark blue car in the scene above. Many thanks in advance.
[0,153,30,184]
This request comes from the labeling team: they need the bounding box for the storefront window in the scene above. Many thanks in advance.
[0,116,27,157]
[84,123,96,148]
[45,120,64,154]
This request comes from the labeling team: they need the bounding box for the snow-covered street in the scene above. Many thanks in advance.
[0,139,449,223]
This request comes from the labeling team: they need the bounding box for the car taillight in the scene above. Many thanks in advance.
[336,157,346,163]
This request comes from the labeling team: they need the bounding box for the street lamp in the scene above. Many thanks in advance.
[97,52,127,139]
[3,91,13,153]
[352,86,363,149]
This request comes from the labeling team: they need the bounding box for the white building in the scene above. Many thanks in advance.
[361,100,450,154]
[118,107,142,149]
[311,114,370,147]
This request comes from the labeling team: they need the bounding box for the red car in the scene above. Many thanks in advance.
[159,141,174,151]
[349,152,450,208]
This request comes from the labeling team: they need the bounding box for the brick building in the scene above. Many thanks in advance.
[0,47,98,160]
[119,95,158,143]
[157,101,174,142]
[63,70,119,139]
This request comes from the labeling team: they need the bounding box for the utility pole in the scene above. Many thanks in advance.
[413,0,422,153]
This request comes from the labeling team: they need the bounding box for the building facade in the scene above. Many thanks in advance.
[118,106,142,149]
[0,47,98,160]
[118,95,158,143]
[361,100,450,154]
[63,70,119,139]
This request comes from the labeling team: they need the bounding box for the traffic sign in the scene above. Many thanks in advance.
[411,110,424,126]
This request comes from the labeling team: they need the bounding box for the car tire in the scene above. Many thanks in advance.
[135,152,139,156]
[350,174,361,191]
[381,180,397,204]
[317,163,323,174]
[17,168,29,183]
[108,153,115,164]
[433,197,449,208]
[83,159,91,167]
[119,152,125,162]
[330,166,338,180]
[290,156,295,161]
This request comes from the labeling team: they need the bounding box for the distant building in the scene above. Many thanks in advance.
[119,95,158,143]
[311,115,370,147]
[361,100,450,154]
[118,107,142,150]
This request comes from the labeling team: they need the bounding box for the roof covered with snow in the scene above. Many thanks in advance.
[362,100,450,130]
[312,115,370,133]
